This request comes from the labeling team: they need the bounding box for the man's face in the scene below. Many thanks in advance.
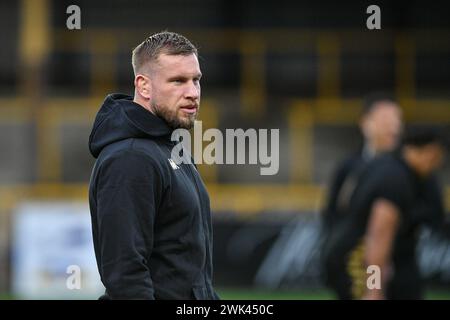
[416,143,445,177]
[361,102,403,153]
[149,53,202,129]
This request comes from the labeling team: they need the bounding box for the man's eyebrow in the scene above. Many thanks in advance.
[167,73,202,81]
[168,75,188,80]
[186,73,202,79]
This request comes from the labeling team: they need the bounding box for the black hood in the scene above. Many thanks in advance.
[89,93,173,158]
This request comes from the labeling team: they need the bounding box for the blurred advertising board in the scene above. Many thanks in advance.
[11,202,104,299]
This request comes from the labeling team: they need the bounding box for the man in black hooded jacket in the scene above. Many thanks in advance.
[88,31,218,300]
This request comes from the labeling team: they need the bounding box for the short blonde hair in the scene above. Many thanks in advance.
[131,31,198,75]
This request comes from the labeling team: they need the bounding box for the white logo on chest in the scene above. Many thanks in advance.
[168,158,180,170]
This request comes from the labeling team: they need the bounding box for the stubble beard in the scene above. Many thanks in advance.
[152,102,198,130]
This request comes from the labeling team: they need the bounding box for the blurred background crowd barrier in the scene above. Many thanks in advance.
[0,0,449,299]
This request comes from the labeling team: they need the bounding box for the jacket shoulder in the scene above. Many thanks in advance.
[94,138,171,176]
[99,138,164,161]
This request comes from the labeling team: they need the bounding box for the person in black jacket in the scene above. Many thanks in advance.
[321,94,403,298]
[323,128,447,300]
[322,93,403,232]
[88,31,218,300]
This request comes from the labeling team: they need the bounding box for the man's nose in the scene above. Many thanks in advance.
[185,82,200,100]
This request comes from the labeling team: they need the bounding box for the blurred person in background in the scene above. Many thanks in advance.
[321,93,402,297]
[323,127,448,300]
[88,31,218,300]
[322,93,403,233]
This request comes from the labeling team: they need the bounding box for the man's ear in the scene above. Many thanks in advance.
[134,74,152,99]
